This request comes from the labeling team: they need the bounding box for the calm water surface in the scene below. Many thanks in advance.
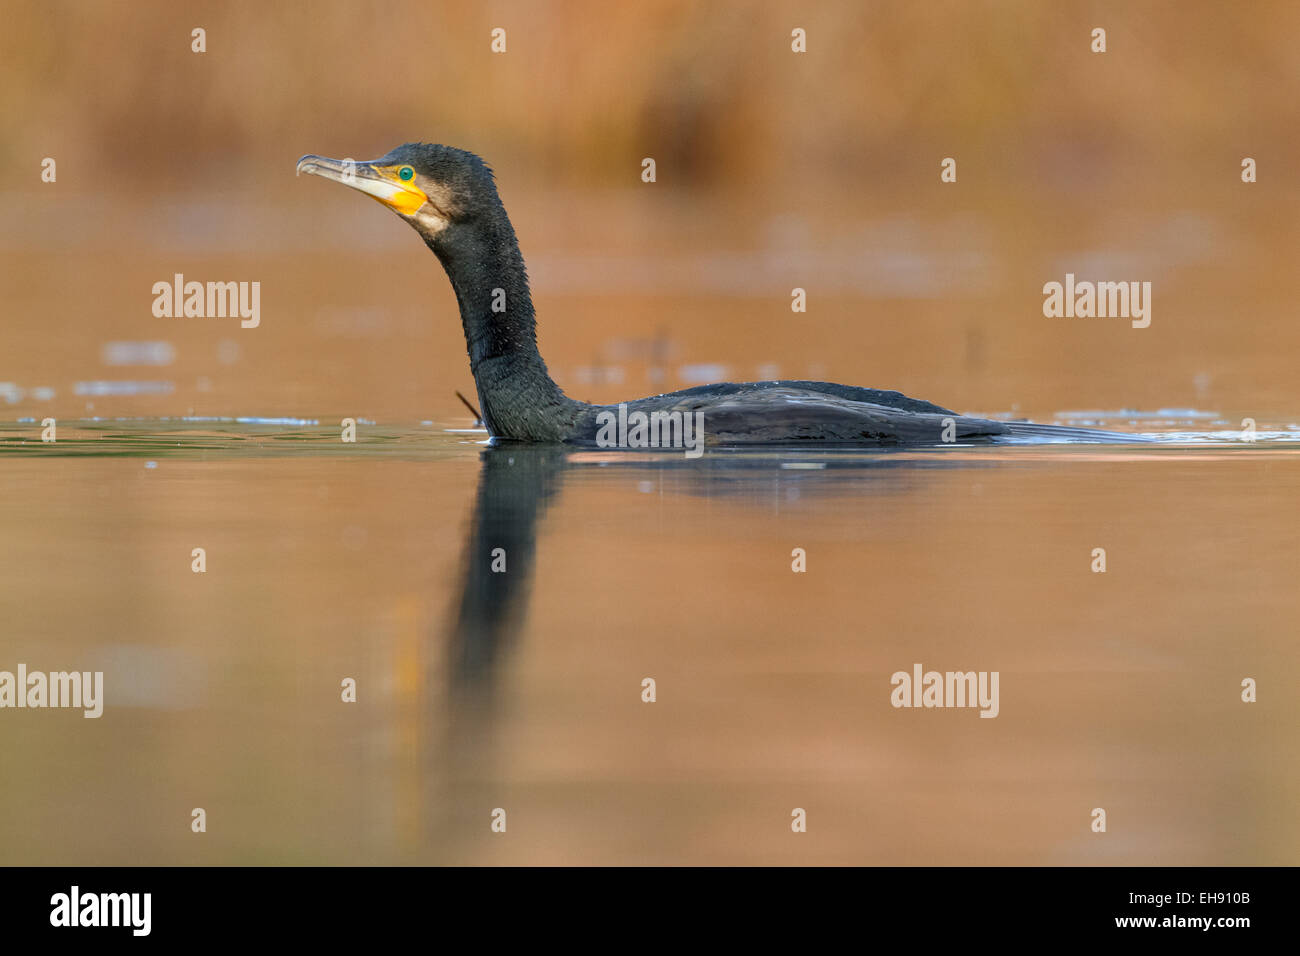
[1,420,1297,865]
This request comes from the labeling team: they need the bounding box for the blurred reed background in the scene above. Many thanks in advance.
[2,0,1298,421]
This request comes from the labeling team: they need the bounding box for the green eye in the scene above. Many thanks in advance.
[398,166,415,181]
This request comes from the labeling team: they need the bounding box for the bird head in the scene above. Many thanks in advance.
[296,143,501,245]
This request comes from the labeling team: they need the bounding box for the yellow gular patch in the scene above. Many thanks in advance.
[373,167,429,215]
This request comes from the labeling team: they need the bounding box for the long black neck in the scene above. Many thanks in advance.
[426,208,586,440]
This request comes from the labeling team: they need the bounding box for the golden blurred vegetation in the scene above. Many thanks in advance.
[5,0,1299,191]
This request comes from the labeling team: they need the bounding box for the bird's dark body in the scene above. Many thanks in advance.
[568,381,974,446]
[559,381,1135,446]
[298,143,1144,447]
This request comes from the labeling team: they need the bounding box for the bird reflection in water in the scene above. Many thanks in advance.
[427,442,998,856]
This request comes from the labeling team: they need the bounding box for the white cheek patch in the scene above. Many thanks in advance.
[413,207,450,234]
[414,183,456,234]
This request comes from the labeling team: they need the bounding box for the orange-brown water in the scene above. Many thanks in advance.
[1,423,1296,864]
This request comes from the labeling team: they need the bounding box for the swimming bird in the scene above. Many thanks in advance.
[297,144,1136,446]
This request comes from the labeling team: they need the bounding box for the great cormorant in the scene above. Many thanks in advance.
[297,143,1137,447]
